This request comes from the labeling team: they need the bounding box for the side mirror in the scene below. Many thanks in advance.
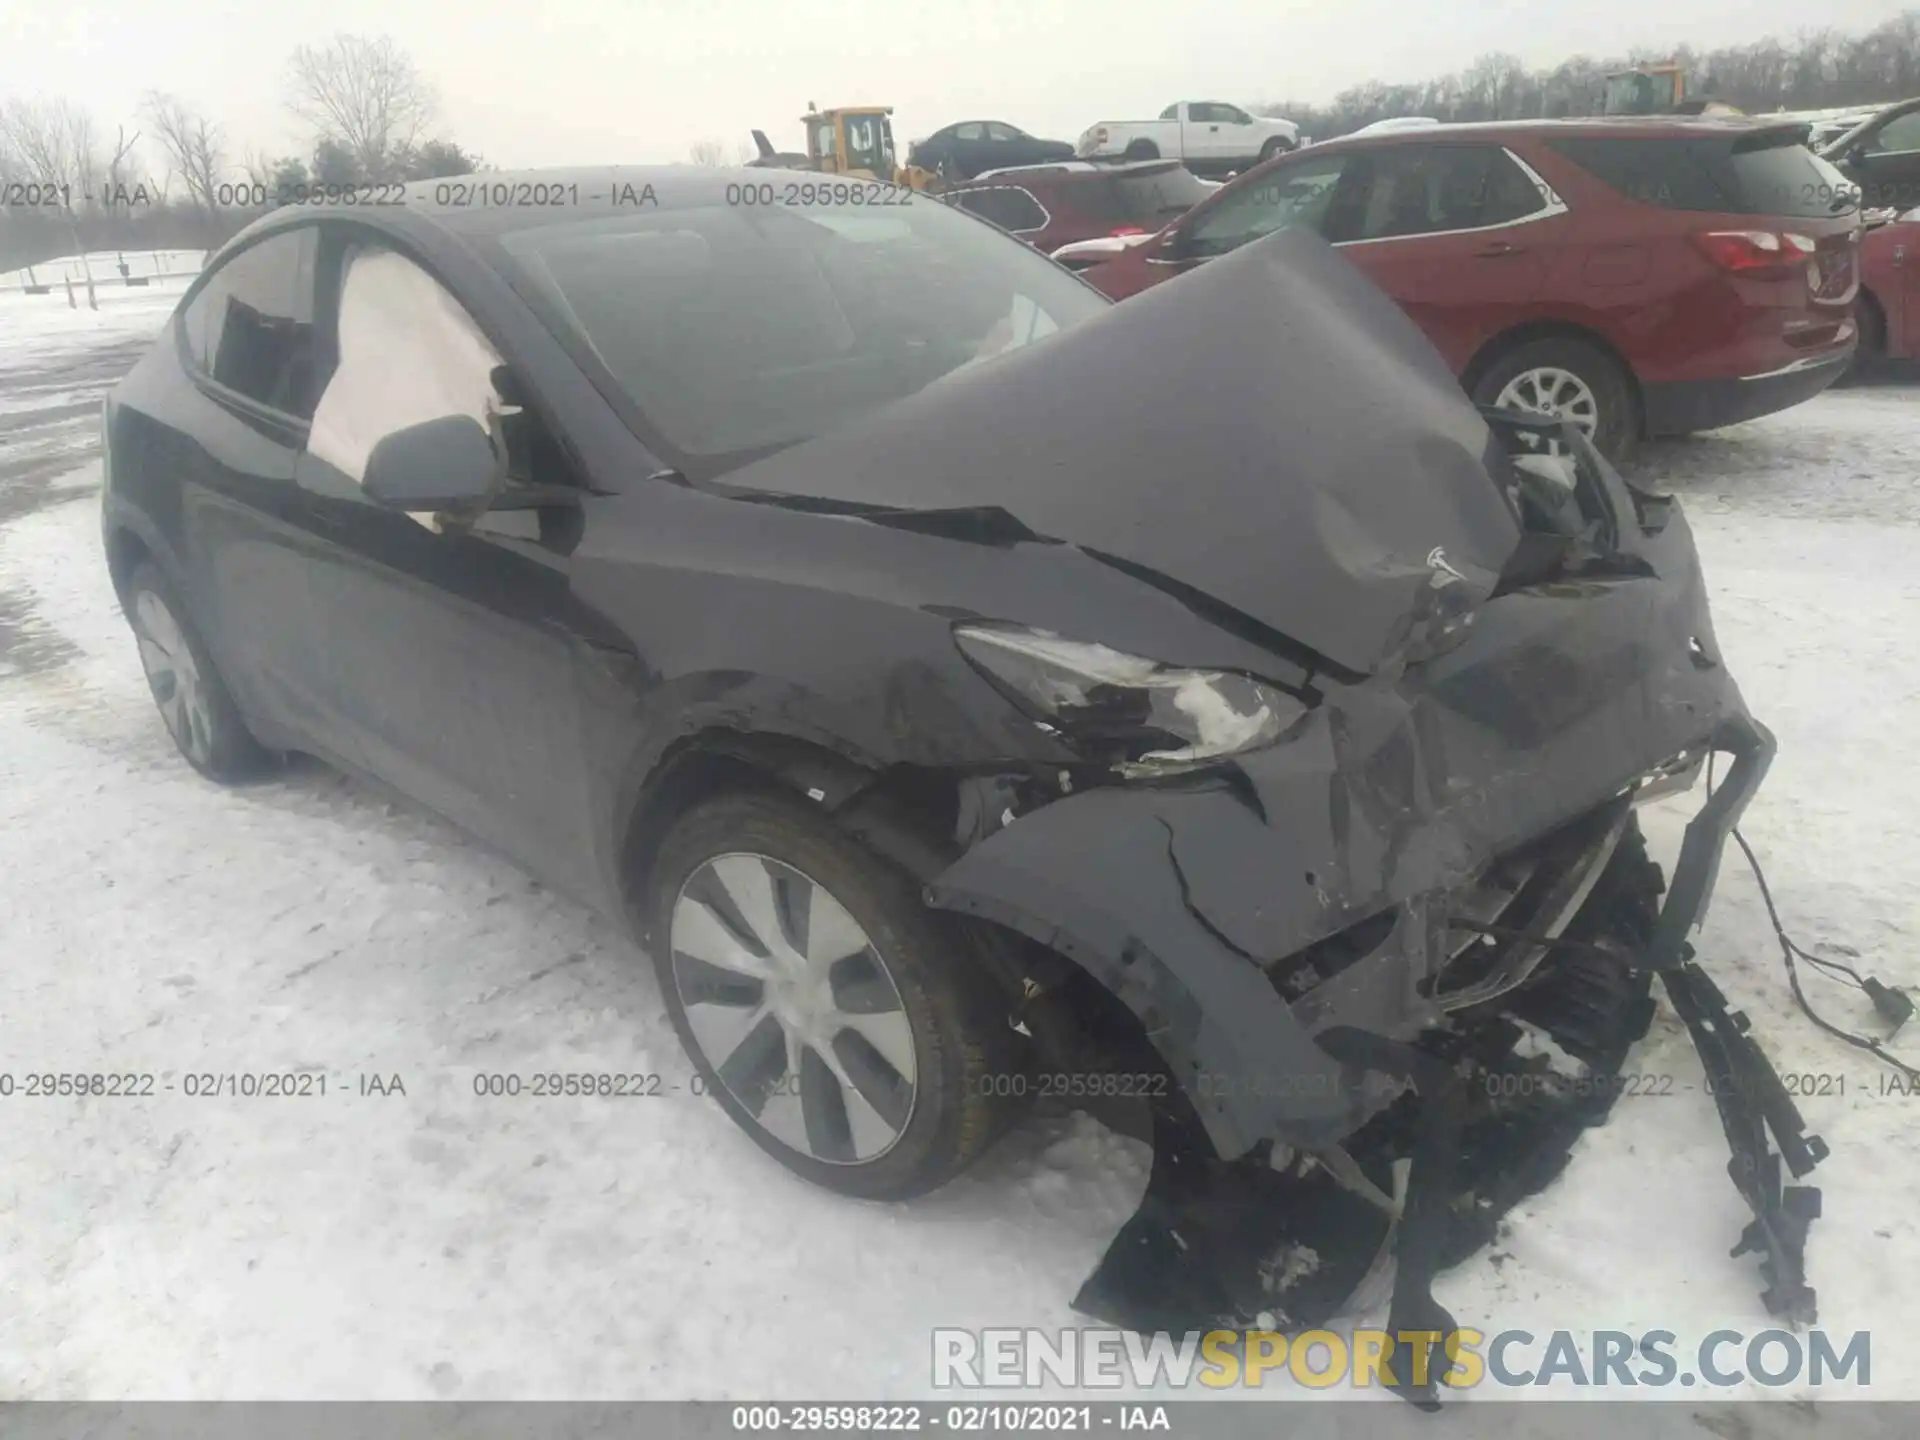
[362,414,503,514]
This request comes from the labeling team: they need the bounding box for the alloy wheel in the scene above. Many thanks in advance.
[132,588,214,767]
[670,853,919,1165]
[1494,366,1601,439]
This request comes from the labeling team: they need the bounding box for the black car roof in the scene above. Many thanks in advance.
[254,165,851,242]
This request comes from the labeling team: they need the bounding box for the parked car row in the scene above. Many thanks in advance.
[907,101,1301,183]
[923,96,1918,454]
[1051,115,1891,458]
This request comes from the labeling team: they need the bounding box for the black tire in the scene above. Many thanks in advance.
[647,788,1023,1200]
[1471,336,1639,463]
[1122,140,1160,161]
[124,560,273,783]
[1845,293,1885,382]
[1258,137,1292,162]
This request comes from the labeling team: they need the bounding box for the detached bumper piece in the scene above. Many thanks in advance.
[1661,955,1827,1326]
[1071,716,1829,1412]
[1073,929,1662,1409]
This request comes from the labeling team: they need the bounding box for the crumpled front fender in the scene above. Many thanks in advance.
[925,779,1411,1159]
[925,502,1758,1161]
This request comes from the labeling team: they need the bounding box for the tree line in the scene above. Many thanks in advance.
[0,35,481,272]
[1259,9,1920,137]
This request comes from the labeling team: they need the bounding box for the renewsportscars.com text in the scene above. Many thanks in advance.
[932,1327,1871,1392]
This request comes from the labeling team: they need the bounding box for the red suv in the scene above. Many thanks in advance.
[1082,118,1863,457]
[1858,208,1919,363]
[942,160,1215,259]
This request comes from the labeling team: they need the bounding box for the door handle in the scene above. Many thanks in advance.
[1475,241,1522,258]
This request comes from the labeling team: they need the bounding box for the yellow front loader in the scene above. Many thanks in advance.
[749,105,944,192]
[1601,64,1743,117]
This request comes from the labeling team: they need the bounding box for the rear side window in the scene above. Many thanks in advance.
[1546,135,1858,219]
[1350,145,1549,240]
[954,186,1048,234]
[179,229,320,416]
[1110,167,1215,226]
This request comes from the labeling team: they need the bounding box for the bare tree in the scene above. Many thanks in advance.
[0,98,99,205]
[1262,6,1920,137]
[689,138,758,166]
[142,93,225,211]
[287,35,437,182]
[241,148,275,190]
[103,125,143,206]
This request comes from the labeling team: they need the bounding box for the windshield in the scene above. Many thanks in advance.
[845,113,895,174]
[1603,73,1659,116]
[1821,114,1879,158]
[496,200,1109,464]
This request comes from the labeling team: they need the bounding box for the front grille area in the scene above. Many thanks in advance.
[1264,798,1631,1011]
[1430,799,1631,1012]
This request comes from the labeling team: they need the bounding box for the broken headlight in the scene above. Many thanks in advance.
[953,623,1304,777]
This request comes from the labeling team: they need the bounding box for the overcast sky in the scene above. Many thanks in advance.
[4,0,1915,176]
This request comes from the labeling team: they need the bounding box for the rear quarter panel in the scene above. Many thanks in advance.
[1515,138,1857,386]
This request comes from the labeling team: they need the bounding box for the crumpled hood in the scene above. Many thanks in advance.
[721,225,1524,676]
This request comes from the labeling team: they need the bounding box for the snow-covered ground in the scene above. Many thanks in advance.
[0,284,191,524]
[1,295,1916,1404]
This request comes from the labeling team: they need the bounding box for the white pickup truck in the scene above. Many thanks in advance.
[1076,103,1301,176]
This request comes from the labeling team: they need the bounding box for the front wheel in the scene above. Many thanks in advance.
[1471,336,1638,463]
[1258,137,1294,162]
[648,789,1022,1200]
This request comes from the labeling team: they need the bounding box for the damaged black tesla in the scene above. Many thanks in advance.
[103,168,1826,1407]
